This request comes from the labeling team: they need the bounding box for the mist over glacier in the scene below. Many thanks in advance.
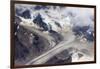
[14,4,94,65]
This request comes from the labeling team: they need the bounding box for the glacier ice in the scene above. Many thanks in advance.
[14,4,95,65]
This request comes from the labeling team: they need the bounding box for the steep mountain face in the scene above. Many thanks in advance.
[33,13,49,31]
[21,10,31,19]
[34,5,49,10]
[72,26,94,42]
[14,4,94,65]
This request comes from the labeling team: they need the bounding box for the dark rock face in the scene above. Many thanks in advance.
[73,26,89,36]
[78,53,83,58]
[15,8,31,19]
[55,22,62,28]
[33,14,49,31]
[72,26,94,41]
[34,5,49,10]
[49,30,63,43]
[84,31,94,41]
[15,8,22,16]
[82,26,90,33]
[21,10,31,19]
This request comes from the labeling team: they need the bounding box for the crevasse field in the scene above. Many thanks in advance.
[14,4,94,66]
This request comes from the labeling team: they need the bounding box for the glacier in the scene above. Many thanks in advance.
[14,4,95,65]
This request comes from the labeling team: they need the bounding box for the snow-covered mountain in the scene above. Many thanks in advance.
[14,4,95,65]
[15,4,94,42]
